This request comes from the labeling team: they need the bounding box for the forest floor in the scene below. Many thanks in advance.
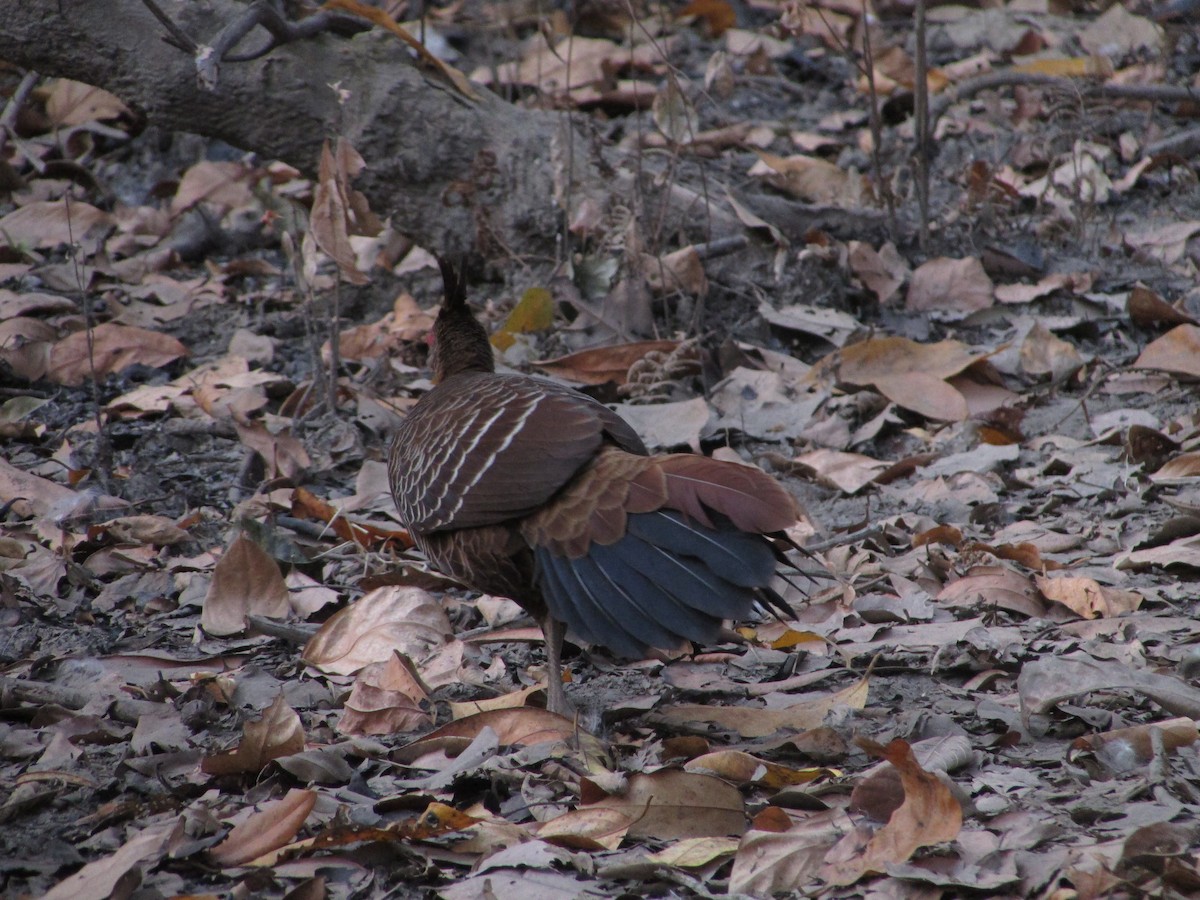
[3,1,1200,898]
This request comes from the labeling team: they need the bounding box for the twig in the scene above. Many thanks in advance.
[0,69,39,159]
[913,0,929,249]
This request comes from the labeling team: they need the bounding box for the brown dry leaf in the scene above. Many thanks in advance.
[906,256,994,315]
[994,272,1090,305]
[1071,717,1199,769]
[309,138,381,285]
[1079,3,1163,59]
[48,323,188,387]
[533,340,681,385]
[789,448,889,495]
[208,788,317,867]
[608,397,710,451]
[584,770,745,840]
[817,335,978,421]
[1035,575,1143,619]
[333,294,434,360]
[0,317,57,381]
[170,160,256,215]
[937,567,1045,618]
[679,0,737,37]
[448,682,546,718]
[1151,452,1200,484]
[43,79,129,127]
[647,838,743,873]
[729,809,853,895]
[821,739,962,885]
[847,241,908,304]
[1123,221,1200,266]
[0,199,112,249]
[98,514,190,546]
[684,750,825,788]
[1012,56,1113,78]
[200,533,290,636]
[393,708,605,762]
[0,456,80,519]
[302,586,452,676]
[1135,324,1200,379]
[642,246,708,297]
[1020,322,1085,380]
[780,3,853,50]
[482,35,636,95]
[41,824,175,900]
[535,807,634,851]
[338,651,433,736]
[749,151,872,207]
[232,418,311,482]
[203,694,307,777]
[1128,285,1198,328]
[658,677,869,737]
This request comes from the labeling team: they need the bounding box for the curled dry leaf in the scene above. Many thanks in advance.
[302,586,452,676]
[309,138,381,285]
[170,160,257,216]
[208,788,317,867]
[1035,575,1143,619]
[200,533,290,636]
[820,739,962,885]
[684,749,826,788]
[338,651,433,736]
[231,418,311,482]
[203,694,306,777]
[1019,655,1200,720]
[730,809,853,896]
[1071,717,1199,772]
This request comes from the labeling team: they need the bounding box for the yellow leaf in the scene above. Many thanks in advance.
[491,286,554,349]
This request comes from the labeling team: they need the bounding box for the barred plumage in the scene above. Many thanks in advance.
[387,258,801,714]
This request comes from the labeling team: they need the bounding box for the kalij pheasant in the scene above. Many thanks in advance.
[388,259,799,714]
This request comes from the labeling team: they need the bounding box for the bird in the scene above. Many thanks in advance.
[388,258,801,715]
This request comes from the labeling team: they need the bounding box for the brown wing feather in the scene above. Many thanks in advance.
[390,372,646,533]
[655,454,799,533]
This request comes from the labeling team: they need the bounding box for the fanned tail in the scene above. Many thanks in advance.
[529,449,801,658]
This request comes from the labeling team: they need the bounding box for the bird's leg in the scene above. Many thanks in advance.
[542,614,571,716]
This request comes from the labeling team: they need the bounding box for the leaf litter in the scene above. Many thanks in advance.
[3,0,1200,897]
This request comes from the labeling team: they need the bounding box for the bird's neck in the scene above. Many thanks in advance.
[433,307,495,380]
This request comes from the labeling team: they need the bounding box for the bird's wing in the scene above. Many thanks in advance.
[390,373,644,532]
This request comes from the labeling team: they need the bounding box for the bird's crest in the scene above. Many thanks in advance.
[437,256,469,312]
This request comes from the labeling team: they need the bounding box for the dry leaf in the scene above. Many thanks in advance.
[906,257,994,315]
[200,533,290,636]
[302,586,451,675]
[1135,324,1200,378]
[208,789,316,867]
[203,694,306,777]
[49,323,188,386]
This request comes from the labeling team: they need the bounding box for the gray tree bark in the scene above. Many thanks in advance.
[0,0,625,261]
